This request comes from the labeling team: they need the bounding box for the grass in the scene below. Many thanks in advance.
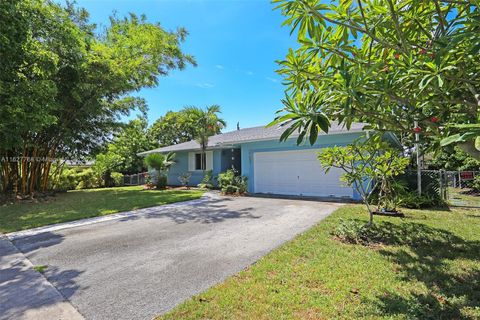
[0,186,204,233]
[449,187,480,207]
[158,205,480,320]
[33,265,48,274]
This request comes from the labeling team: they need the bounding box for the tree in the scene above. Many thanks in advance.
[184,105,226,171]
[270,0,480,157]
[319,137,409,225]
[427,146,480,171]
[100,117,156,174]
[93,152,123,187]
[149,107,226,147]
[149,110,198,146]
[0,0,195,196]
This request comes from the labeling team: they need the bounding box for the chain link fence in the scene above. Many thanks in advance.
[123,172,148,186]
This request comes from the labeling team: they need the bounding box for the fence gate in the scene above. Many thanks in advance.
[124,172,148,186]
[441,170,480,208]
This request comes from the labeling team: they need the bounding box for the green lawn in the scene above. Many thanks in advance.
[0,186,204,233]
[159,205,480,320]
[449,187,480,207]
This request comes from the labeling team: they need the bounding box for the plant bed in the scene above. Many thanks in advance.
[372,210,405,217]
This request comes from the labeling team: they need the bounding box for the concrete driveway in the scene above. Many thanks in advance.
[9,194,341,320]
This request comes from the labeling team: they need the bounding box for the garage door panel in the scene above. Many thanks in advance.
[253,149,352,198]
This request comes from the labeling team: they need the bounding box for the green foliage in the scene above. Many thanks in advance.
[178,172,192,187]
[397,191,446,209]
[183,105,226,170]
[111,172,124,187]
[427,146,480,171]
[156,175,167,190]
[100,117,156,174]
[93,152,123,187]
[149,107,225,147]
[271,0,480,157]
[144,152,175,172]
[318,136,409,223]
[76,169,102,190]
[217,169,248,195]
[0,0,195,195]
[471,176,480,193]
[331,219,384,246]
[198,170,214,189]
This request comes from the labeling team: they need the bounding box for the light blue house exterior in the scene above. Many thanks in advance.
[139,123,374,200]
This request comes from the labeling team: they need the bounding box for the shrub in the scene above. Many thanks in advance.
[178,172,192,188]
[197,170,214,189]
[471,175,480,192]
[111,172,124,187]
[76,168,101,189]
[397,191,447,209]
[156,175,167,190]
[218,169,247,195]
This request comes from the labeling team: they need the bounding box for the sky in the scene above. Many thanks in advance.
[74,0,298,132]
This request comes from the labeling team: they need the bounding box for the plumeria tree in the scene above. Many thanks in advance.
[319,137,409,225]
[270,0,480,157]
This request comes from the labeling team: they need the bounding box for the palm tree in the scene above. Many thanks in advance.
[185,105,226,171]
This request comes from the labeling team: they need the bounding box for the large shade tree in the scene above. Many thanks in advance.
[270,0,480,157]
[0,0,195,196]
[149,107,225,147]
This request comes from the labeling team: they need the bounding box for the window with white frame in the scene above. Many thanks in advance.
[194,153,206,170]
[188,151,213,171]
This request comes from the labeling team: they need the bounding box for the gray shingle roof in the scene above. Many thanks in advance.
[138,122,366,155]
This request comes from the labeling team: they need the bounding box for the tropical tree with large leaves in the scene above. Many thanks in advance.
[269,0,480,158]
[185,105,226,171]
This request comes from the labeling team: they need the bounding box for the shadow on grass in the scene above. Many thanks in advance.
[357,221,480,319]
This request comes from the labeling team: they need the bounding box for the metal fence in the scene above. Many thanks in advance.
[123,172,148,186]
[399,170,479,208]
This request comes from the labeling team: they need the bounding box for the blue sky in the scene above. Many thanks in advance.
[74,0,297,132]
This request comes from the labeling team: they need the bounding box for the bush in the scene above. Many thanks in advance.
[197,170,214,189]
[331,219,384,245]
[76,168,101,189]
[111,172,124,187]
[156,175,167,190]
[397,191,447,209]
[218,169,247,195]
[471,175,480,192]
[178,172,192,187]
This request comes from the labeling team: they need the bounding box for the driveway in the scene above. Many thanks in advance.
[9,195,341,320]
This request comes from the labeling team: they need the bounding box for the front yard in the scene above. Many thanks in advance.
[0,186,204,233]
[159,205,480,320]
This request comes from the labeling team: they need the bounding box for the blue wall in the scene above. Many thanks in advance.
[166,150,222,186]
[240,132,365,200]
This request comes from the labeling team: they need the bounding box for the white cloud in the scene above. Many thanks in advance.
[266,77,278,83]
[196,82,215,88]
[215,65,224,70]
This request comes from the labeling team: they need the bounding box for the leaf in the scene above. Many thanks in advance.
[440,134,462,146]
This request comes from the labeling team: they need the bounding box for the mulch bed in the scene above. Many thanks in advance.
[372,210,405,218]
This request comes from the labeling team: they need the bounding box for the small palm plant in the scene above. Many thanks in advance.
[144,152,176,189]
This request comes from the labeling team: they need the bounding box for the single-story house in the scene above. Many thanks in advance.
[139,122,396,200]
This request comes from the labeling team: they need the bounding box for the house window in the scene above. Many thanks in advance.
[195,153,206,170]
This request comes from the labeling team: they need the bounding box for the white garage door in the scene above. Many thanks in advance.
[253,149,352,198]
